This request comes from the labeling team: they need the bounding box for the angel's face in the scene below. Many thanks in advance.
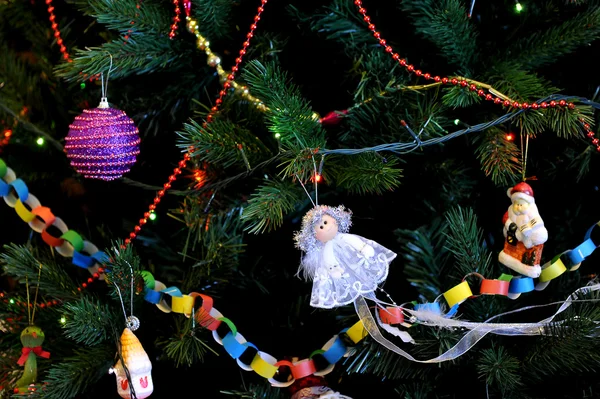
[314,214,338,243]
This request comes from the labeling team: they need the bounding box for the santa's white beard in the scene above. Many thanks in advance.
[507,202,548,248]
[509,203,538,228]
[515,213,531,227]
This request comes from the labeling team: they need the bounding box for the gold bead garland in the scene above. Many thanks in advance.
[186,17,268,112]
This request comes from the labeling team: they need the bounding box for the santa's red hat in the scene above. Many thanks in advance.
[507,182,534,203]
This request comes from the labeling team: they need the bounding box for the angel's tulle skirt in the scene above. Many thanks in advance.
[310,234,396,309]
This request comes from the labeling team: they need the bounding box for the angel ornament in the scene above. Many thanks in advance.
[294,205,397,309]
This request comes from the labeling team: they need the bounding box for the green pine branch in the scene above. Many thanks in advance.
[55,36,188,81]
[69,0,170,35]
[221,383,286,399]
[352,49,405,103]
[565,146,594,182]
[486,65,559,102]
[396,219,451,302]
[442,84,482,108]
[290,0,376,54]
[0,44,42,113]
[179,119,271,169]
[1,245,78,300]
[102,244,144,314]
[400,0,478,72]
[62,297,119,346]
[507,6,600,69]
[42,346,115,399]
[192,0,235,41]
[241,178,301,234]
[475,67,594,138]
[343,325,463,380]
[394,382,434,399]
[344,88,448,147]
[524,293,600,379]
[159,317,215,367]
[277,141,329,182]
[343,340,429,380]
[443,206,493,279]
[474,127,522,187]
[477,346,524,397]
[330,153,403,195]
[422,159,477,207]
[241,60,326,148]
[443,208,510,321]
[511,104,594,138]
[180,208,246,278]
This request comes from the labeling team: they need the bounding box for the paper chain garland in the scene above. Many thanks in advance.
[442,220,599,307]
[138,223,600,386]
[140,275,370,387]
[0,158,108,283]
[3,155,600,385]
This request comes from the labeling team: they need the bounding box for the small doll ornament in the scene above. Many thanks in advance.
[109,328,153,399]
[289,374,352,399]
[498,182,548,278]
[14,326,50,394]
[294,205,396,309]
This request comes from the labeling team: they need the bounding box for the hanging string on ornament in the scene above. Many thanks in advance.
[468,0,476,18]
[65,54,140,181]
[14,264,50,394]
[112,261,140,332]
[109,261,153,399]
[519,129,531,182]
[295,174,316,208]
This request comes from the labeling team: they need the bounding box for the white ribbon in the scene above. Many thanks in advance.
[355,281,600,363]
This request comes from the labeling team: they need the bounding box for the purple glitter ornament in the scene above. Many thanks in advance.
[65,98,140,181]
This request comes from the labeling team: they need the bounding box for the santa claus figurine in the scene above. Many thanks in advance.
[498,182,548,278]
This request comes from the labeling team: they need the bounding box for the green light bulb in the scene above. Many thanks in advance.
[36,137,45,146]
[60,316,66,324]
[274,133,281,139]
[80,82,86,90]
[454,119,460,125]
[149,212,157,221]
[515,2,523,12]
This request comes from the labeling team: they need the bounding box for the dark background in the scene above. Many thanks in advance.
[2,0,600,398]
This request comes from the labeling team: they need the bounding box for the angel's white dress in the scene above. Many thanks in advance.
[305,232,396,309]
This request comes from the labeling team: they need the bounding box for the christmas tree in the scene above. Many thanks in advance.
[1,0,600,398]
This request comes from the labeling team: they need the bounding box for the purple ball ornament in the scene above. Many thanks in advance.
[65,97,140,181]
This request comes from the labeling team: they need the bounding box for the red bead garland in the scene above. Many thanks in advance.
[0,292,61,310]
[45,0,70,62]
[580,119,600,153]
[352,0,599,150]
[45,0,139,77]
[75,267,105,292]
[120,0,269,250]
[169,0,182,39]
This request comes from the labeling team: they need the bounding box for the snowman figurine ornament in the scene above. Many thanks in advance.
[294,205,397,309]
